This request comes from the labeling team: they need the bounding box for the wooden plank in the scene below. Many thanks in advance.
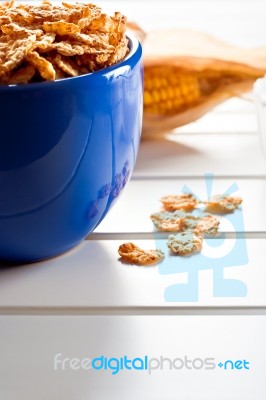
[0,239,266,310]
[134,135,266,177]
[96,178,266,233]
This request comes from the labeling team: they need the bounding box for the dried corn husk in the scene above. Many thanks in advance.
[127,26,266,137]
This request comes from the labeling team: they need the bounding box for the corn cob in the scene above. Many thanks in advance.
[144,65,263,116]
[126,25,266,135]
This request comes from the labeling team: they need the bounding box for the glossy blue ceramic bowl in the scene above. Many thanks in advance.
[0,32,143,263]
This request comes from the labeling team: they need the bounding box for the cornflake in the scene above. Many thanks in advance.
[118,242,165,266]
[167,232,203,255]
[204,195,242,213]
[160,193,198,212]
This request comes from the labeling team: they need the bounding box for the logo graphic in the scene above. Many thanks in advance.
[54,354,250,374]
[156,173,249,302]
[217,359,250,370]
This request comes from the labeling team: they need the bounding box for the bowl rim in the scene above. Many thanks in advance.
[0,31,141,91]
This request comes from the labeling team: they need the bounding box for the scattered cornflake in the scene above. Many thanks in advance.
[118,242,165,266]
[204,195,242,213]
[118,192,243,264]
[167,232,203,255]
[150,210,185,232]
[184,213,220,236]
[160,193,198,212]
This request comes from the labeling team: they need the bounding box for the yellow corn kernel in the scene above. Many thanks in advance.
[144,90,153,105]
[168,87,175,99]
[144,78,153,91]
[151,89,160,103]
[161,88,168,101]
[153,77,162,89]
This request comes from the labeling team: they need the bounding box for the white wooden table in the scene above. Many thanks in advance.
[1,1,266,399]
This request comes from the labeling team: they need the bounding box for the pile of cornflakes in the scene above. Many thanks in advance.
[0,0,129,84]
[118,194,243,266]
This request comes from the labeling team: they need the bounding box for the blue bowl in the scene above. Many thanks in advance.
[0,32,143,263]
